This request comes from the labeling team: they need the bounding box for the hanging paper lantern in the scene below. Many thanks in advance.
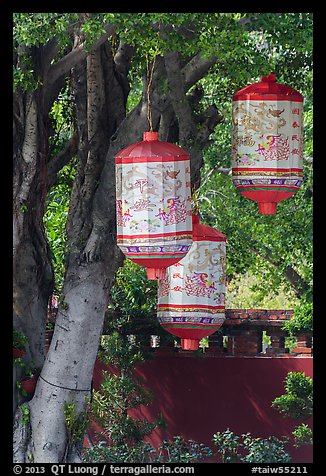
[157,214,226,351]
[232,73,303,214]
[115,131,193,280]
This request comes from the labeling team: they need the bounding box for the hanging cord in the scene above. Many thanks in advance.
[145,24,161,132]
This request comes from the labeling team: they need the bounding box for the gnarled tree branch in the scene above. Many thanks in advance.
[47,24,115,86]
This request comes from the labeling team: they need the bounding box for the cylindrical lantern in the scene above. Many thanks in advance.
[157,214,226,351]
[232,73,303,214]
[115,131,193,280]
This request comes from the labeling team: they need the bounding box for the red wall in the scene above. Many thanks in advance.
[91,355,313,463]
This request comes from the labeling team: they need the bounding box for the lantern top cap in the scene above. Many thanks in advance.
[143,131,159,141]
[232,73,303,102]
[115,131,190,159]
[192,214,227,242]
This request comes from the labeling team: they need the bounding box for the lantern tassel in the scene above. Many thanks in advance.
[147,267,166,281]
[181,338,199,351]
[258,202,277,215]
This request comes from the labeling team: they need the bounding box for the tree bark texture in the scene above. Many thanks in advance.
[13,87,54,366]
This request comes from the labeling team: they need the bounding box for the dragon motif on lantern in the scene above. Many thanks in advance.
[156,197,188,225]
[185,272,217,298]
[255,134,290,161]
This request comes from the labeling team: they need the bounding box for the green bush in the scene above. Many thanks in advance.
[13,327,28,350]
[91,332,163,447]
[241,433,291,463]
[272,371,313,450]
[83,440,156,463]
[83,437,212,463]
[292,423,313,447]
[156,436,213,463]
[212,429,291,463]
[282,302,313,336]
[212,429,242,463]
[272,372,313,421]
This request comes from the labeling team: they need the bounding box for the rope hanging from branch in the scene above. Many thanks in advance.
[145,24,161,132]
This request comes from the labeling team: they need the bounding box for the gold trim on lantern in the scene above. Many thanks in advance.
[117,233,192,245]
[157,306,224,314]
[232,170,302,177]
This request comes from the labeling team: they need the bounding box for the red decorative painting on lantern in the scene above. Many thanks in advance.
[115,132,193,280]
[157,214,226,351]
[232,73,303,214]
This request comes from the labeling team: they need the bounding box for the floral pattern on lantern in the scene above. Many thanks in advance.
[157,214,226,351]
[232,73,303,214]
[115,132,193,280]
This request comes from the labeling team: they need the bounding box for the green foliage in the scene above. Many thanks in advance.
[20,404,31,425]
[13,13,77,91]
[272,372,313,421]
[83,437,212,463]
[64,400,90,446]
[227,272,299,309]
[16,359,38,398]
[43,82,77,293]
[13,52,38,92]
[198,159,313,301]
[15,358,37,378]
[212,429,291,463]
[83,440,156,463]
[91,332,163,446]
[241,433,291,463]
[156,436,213,463]
[109,260,158,322]
[13,328,28,350]
[13,13,77,48]
[212,429,242,463]
[99,332,145,370]
[282,301,313,336]
[272,372,313,451]
[292,423,313,448]
[49,82,74,154]
[43,161,76,293]
[195,14,313,304]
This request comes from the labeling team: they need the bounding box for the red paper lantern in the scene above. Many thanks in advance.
[157,214,226,351]
[115,132,193,280]
[232,73,303,214]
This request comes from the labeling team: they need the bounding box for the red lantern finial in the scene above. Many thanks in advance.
[262,72,276,82]
[143,131,158,141]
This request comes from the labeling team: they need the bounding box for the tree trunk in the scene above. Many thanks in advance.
[16,41,129,463]
[13,88,54,367]
[28,262,111,462]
